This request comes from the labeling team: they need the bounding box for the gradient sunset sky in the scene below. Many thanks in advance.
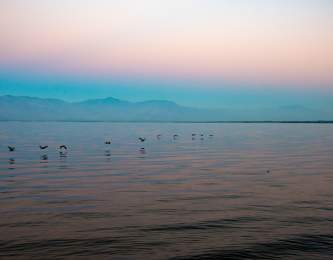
[0,0,332,109]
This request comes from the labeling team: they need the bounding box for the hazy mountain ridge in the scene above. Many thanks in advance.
[0,95,208,121]
[0,95,332,121]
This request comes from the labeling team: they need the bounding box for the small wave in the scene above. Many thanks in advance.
[171,234,333,260]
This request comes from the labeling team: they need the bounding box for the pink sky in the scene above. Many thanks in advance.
[1,0,333,88]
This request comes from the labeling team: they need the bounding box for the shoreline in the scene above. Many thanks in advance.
[1,120,333,124]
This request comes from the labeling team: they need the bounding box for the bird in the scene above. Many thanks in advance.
[139,137,146,142]
[59,145,68,150]
[8,146,15,152]
[156,134,162,139]
[140,147,146,154]
[105,140,111,145]
[173,134,179,139]
[39,145,48,150]
[200,134,204,137]
[192,133,196,136]
[209,134,214,137]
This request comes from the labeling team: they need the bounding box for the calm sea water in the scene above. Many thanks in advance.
[0,122,332,259]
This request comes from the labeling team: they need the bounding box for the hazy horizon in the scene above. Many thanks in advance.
[1,0,333,114]
[1,94,332,121]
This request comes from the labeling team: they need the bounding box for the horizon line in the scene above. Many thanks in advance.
[1,120,332,124]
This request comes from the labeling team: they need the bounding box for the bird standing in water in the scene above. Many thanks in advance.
[139,137,146,142]
[39,145,48,150]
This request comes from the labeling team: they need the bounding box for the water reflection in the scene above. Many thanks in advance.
[8,158,15,169]
[59,151,68,158]
[58,151,68,169]
[0,122,333,259]
[104,149,111,162]
[39,154,48,168]
[40,154,48,161]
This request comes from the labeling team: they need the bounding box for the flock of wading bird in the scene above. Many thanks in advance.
[5,133,272,173]
[6,133,215,157]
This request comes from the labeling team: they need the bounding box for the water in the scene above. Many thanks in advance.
[0,122,332,259]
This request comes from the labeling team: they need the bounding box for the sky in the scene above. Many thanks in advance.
[0,0,332,109]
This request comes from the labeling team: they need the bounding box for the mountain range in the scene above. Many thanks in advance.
[0,95,332,122]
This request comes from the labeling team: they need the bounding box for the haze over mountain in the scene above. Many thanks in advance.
[1,1,332,122]
[0,95,332,122]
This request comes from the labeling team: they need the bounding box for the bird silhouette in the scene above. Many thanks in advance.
[173,134,179,139]
[8,146,15,152]
[59,145,68,150]
[139,137,146,142]
[105,140,111,145]
[39,145,48,150]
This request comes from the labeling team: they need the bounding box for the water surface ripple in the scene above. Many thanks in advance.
[0,122,332,259]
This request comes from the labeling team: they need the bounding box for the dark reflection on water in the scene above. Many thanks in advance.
[0,122,333,259]
[8,158,15,170]
[40,154,48,161]
[59,151,68,158]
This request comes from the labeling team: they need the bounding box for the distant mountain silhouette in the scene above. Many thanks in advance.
[0,95,331,121]
[77,97,130,106]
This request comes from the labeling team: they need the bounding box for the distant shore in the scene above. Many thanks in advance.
[1,120,333,124]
